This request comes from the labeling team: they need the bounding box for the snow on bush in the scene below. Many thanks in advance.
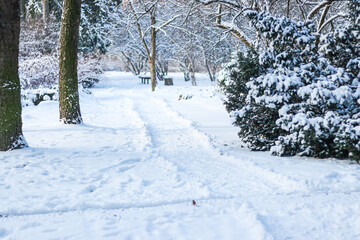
[221,10,319,151]
[19,17,103,105]
[78,55,102,88]
[19,19,60,89]
[220,0,360,161]
[21,87,58,106]
[219,50,271,150]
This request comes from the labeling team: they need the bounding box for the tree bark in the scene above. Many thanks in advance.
[42,0,49,22]
[205,60,215,82]
[190,70,197,86]
[189,58,197,86]
[150,8,157,92]
[0,0,27,150]
[59,0,82,124]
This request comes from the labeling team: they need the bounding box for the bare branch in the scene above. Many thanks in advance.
[155,14,182,32]
[128,0,151,61]
[317,4,330,32]
[307,0,335,20]
[216,5,252,48]
[196,0,242,10]
[318,13,346,33]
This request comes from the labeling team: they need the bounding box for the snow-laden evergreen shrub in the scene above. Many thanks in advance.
[219,50,275,150]
[219,51,261,114]
[221,1,360,161]
[79,0,120,53]
[316,0,360,160]
[273,65,356,158]
[21,87,58,106]
[273,0,360,160]
[228,11,320,150]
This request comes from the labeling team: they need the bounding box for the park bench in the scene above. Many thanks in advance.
[139,76,173,85]
[139,76,151,84]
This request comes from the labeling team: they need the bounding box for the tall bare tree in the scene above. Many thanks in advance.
[122,0,182,91]
[0,0,27,150]
[58,0,82,124]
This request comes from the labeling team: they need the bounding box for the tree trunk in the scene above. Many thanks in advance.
[59,0,82,124]
[42,0,49,22]
[205,60,215,82]
[0,0,27,151]
[190,71,197,86]
[189,60,197,86]
[183,71,190,82]
[150,8,157,92]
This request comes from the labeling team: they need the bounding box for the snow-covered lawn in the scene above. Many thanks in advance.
[1,72,360,240]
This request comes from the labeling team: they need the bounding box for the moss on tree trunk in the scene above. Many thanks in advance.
[58,0,82,124]
[0,0,27,151]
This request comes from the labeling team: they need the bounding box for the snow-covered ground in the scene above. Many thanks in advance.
[1,72,360,240]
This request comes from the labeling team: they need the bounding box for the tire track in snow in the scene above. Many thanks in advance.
[3,77,359,239]
[128,92,307,201]
[159,96,311,195]
[125,90,356,238]
[0,198,274,240]
[0,196,236,218]
[0,90,154,216]
[84,90,210,206]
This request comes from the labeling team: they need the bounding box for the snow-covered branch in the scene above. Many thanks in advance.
[307,0,335,20]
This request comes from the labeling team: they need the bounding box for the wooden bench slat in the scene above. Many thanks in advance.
[139,76,151,84]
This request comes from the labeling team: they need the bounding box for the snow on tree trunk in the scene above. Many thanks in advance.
[0,0,27,151]
[58,0,82,124]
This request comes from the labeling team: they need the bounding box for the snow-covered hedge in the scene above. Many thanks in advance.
[220,0,360,161]
[19,17,103,106]
[21,87,58,106]
[19,19,60,89]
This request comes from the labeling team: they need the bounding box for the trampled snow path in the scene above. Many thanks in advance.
[1,72,360,239]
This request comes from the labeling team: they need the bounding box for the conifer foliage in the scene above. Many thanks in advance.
[79,0,121,53]
[25,0,120,54]
[220,0,360,161]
